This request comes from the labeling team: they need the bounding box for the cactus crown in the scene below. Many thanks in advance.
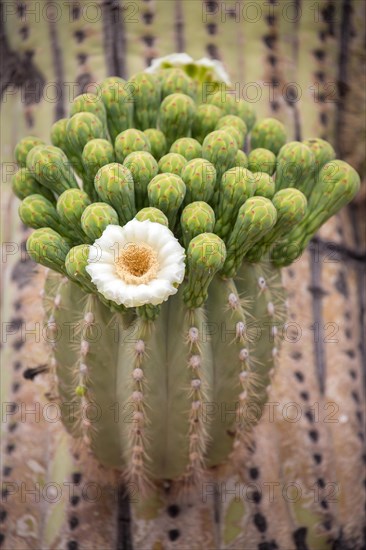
[14,56,360,489]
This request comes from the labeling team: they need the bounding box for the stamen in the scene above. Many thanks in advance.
[115,243,159,285]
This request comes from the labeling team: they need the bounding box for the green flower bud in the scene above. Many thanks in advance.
[135,207,169,226]
[99,76,134,142]
[250,118,287,155]
[160,68,196,99]
[129,72,161,130]
[115,129,151,163]
[82,138,115,200]
[170,137,202,161]
[70,93,108,135]
[204,90,238,116]
[275,141,315,198]
[214,167,256,241]
[19,194,62,233]
[147,173,186,228]
[181,158,216,205]
[123,151,159,209]
[26,228,70,274]
[221,126,244,149]
[181,201,215,248]
[202,130,238,197]
[235,150,248,168]
[222,197,277,277]
[81,202,119,242]
[12,168,55,202]
[158,153,187,176]
[65,244,95,293]
[50,118,84,177]
[184,233,226,308]
[94,163,135,225]
[303,137,336,171]
[56,189,92,242]
[253,172,275,199]
[216,115,248,148]
[158,93,196,147]
[143,129,168,160]
[66,112,106,165]
[14,136,45,167]
[236,99,256,131]
[192,104,222,144]
[247,188,307,263]
[26,145,78,195]
[248,148,276,175]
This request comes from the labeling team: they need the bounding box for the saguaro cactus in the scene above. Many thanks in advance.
[14,59,360,493]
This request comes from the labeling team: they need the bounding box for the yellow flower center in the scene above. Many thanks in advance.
[115,243,159,285]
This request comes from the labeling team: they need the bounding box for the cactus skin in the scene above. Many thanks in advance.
[275,141,315,198]
[250,118,287,155]
[56,189,91,243]
[181,158,216,205]
[99,76,134,142]
[253,172,276,199]
[70,93,108,135]
[129,72,161,130]
[81,138,115,200]
[14,135,45,167]
[222,197,278,278]
[170,137,202,161]
[248,148,276,176]
[12,168,55,202]
[159,93,196,147]
[147,173,186,228]
[26,145,78,195]
[158,153,187,176]
[26,228,70,274]
[235,150,248,168]
[115,129,151,163]
[143,129,168,160]
[94,163,135,225]
[214,167,256,242]
[180,201,215,248]
[123,152,159,210]
[192,104,223,144]
[81,202,119,242]
[274,160,360,266]
[135,207,169,226]
[183,233,226,308]
[160,68,196,99]
[202,130,238,190]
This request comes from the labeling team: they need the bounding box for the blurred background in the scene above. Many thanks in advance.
[1,1,365,549]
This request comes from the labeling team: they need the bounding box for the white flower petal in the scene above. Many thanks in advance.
[145,53,194,73]
[196,57,231,85]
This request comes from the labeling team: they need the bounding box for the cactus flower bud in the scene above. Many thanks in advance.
[248,148,276,176]
[12,168,55,202]
[66,112,106,168]
[160,68,196,100]
[158,93,196,147]
[115,129,151,163]
[181,158,216,205]
[81,202,119,242]
[65,244,96,293]
[253,172,276,199]
[99,76,134,141]
[236,99,256,131]
[250,118,287,155]
[147,173,186,229]
[158,153,187,176]
[170,137,202,161]
[135,207,169,227]
[204,89,238,116]
[129,72,161,130]
[235,150,248,169]
[19,194,63,233]
[50,118,84,177]
[82,138,115,200]
[26,228,70,274]
[123,151,159,210]
[275,141,315,198]
[216,115,248,148]
[192,104,222,144]
[14,136,45,167]
[94,163,135,225]
[303,137,336,171]
[70,93,108,134]
[56,189,92,242]
[143,129,168,160]
[184,233,226,308]
[181,201,215,248]
[26,145,78,195]
[202,130,238,193]
[214,167,256,241]
[222,197,277,277]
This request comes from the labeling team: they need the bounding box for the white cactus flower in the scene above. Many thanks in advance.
[145,53,231,85]
[145,53,194,73]
[86,220,186,307]
[195,57,231,85]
